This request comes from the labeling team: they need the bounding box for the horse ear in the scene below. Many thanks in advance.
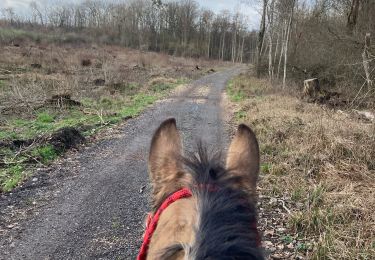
[149,119,184,199]
[226,124,260,190]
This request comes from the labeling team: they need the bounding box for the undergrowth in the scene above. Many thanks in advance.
[228,71,375,259]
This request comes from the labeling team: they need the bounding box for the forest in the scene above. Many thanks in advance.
[255,0,374,105]
[1,0,255,63]
[1,0,374,104]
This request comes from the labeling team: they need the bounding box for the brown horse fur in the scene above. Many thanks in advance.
[226,124,260,199]
[148,118,191,211]
[146,118,263,260]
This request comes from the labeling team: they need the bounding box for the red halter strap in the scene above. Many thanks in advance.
[137,187,261,260]
[137,188,193,260]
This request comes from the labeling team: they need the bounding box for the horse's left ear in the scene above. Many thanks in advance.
[149,119,185,203]
[226,124,260,190]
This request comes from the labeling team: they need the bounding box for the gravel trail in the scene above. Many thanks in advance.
[0,66,244,260]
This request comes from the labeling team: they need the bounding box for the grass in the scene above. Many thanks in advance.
[0,78,185,192]
[227,80,246,102]
[0,27,91,46]
[0,33,221,193]
[0,28,42,43]
[0,164,25,192]
[0,79,5,89]
[31,145,58,164]
[0,86,177,142]
[282,235,294,244]
[228,71,375,259]
[37,112,55,123]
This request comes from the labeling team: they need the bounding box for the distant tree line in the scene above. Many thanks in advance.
[0,0,259,63]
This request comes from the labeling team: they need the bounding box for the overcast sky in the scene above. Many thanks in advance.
[0,0,261,29]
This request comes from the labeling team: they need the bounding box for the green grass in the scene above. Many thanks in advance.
[0,165,25,192]
[291,186,305,202]
[260,163,272,174]
[0,96,154,141]
[281,235,294,244]
[0,79,5,89]
[0,78,183,192]
[0,131,18,140]
[152,83,174,92]
[296,242,309,252]
[31,145,58,164]
[308,184,325,209]
[37,112,55,123]
[234,110,247,120]
[111,82,140,95]
[227,80,246,102]
[152,78,187,94]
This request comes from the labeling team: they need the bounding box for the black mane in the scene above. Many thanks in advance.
[185,144,263,260]
[159,144,263,259]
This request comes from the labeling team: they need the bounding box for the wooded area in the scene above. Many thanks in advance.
[254,0,374,106]
[0,0,257,63]
[0,0,374,106]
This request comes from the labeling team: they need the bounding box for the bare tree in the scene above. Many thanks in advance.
[283,0,296,88]
[1,0,255,63]
[256,0,268,77]
[30,1,44,26]
[362,33,373,88]
[347,0,360,35]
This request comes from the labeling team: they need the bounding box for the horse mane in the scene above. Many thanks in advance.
[159,143,263,260]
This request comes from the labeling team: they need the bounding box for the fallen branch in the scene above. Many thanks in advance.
[279,199,291,215]
[258,195,292,214]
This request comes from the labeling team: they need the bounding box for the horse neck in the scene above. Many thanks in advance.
[147,198,197,260]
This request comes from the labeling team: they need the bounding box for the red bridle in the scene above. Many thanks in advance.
[137,187,260,260]
[137,188,193,260]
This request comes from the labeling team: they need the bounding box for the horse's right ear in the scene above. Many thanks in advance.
[149,119,184,201]
[226,124,260,190]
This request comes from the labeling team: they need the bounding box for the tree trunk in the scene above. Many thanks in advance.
[268,31,273,80]
[274,30,280,69]
[347,0,360,35]
[240,36,245,63]
[283,0,296,88]
[277,21,287,80]
[303,78,320,99]
[268,0,276,81]
[207,30,211,58]
[256,0,268,78]
[221,31,226,61]
[362,33,373,88]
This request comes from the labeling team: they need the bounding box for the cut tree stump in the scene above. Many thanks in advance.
[303,78,320,99]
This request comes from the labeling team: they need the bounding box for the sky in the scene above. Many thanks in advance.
[0,0,261,29]
[201,0,260,29]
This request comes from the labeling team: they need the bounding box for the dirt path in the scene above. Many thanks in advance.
[0,66,245,259]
